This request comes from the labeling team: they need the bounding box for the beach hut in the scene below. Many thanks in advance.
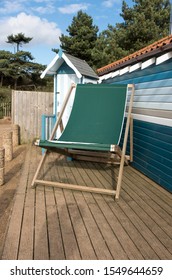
[41,50,98,137]
[97,35,172,193]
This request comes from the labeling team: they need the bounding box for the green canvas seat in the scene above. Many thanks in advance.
[32,83,134,199]
[38,84,128,152]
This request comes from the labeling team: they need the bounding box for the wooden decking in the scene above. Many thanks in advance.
[1,145,172,260]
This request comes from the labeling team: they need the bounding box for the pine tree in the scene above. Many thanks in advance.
[117,0,171,52]
[6,33,32,52]
[60,10,99,66]
[94,0,170,68]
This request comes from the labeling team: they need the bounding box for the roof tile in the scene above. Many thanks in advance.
[97,35,172,75]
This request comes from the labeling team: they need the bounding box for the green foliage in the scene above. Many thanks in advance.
[6,33,32,52]
[60,1,170,69]
[52,48,59,54]
[2,33,46,89]
[91,27,129,69]
[116,0,171,52]
[94,0,171,68]
[1,1,171,85]
[0,87,11,99]
[0,50,45,89]
[60,10,99,67]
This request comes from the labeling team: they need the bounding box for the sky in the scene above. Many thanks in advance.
[0,0,133,66]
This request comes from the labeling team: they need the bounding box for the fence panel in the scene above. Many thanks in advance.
[12,90,53,143]
[0,100,11,118]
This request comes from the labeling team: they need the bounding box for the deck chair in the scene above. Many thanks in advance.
[31,83,134,199]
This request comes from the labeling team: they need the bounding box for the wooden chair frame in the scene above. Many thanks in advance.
[31,83,134,199]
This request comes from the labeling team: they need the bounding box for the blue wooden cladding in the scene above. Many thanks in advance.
[41,114,56,140]
[131,120,172,192]
[120,119,172,192]
[105,58,172,193]
[41,114,56,154]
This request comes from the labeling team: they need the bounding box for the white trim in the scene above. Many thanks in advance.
[49,140,99,145]
[126,113,172,127]
[141,57,155,69]
[99,73,112,81]
[111,70,120,78]
[156,51,172,65]
[40,54,59,78]
[110,145,116,152]
[40,52,84,79]
[129,62,141,72]
[62,53,82,79]
[104,73,113,80]
[119,66,130,75]
[132,102,172,110]
[99,70,119,82]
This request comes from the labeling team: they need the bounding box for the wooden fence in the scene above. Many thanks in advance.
[12,90,53,143]
[0,100,11,118]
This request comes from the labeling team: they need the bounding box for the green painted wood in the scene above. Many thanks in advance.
[57,62,75,74]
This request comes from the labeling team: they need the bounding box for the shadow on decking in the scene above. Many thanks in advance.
[1,145,172,260]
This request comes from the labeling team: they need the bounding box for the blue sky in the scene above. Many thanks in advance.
[0,0,133,65]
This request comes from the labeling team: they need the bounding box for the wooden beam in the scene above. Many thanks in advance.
[35,179,116,196]
[72,154,121,165]
[130,115,133,162]
[115,146,129,165]
[115,84,135,199]
[68,149,112,158]
[50,83,76,140]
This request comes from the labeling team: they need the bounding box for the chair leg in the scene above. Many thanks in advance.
[115,151,125,199]
[31,150,48,188]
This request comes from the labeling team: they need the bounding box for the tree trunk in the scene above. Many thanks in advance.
[0,75,3,87]
[14,79,17,90]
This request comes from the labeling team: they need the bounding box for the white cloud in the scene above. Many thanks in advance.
[32,4,54,14]
[0,0,25,14]
[31,0,56,14]
[0,0,56,15]
[58,3,89,14]
[102,0,120,8]
[0,12,61,47]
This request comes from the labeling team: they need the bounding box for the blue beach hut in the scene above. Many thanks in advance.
[97,35,172,193]
[41,50,98,138]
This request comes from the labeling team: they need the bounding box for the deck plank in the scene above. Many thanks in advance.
[129,167,172,205]
[126,167,172,208]
[2,193,25,260]
[54,189,81,260]
[2,146,172,260]
[18,146,37,260]
[122,180,172,238]
[73,192,113,260]
[118,198,171,259]
[66,161,113,259]
[73,163,128,259]
[45,188,65,260]
[2,145,32,260]
[63,163,97,260]
[34,188,49,260]
[18,190,35,260]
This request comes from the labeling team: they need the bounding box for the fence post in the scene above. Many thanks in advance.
[3,131,13,161]
[0,148,5,186]
[12,124,20,146]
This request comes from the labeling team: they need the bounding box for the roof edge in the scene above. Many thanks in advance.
[97,35,172,76]
[40,54,59,79]
[62,53,82,79]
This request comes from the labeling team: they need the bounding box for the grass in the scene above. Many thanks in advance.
[0,87,11,100]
